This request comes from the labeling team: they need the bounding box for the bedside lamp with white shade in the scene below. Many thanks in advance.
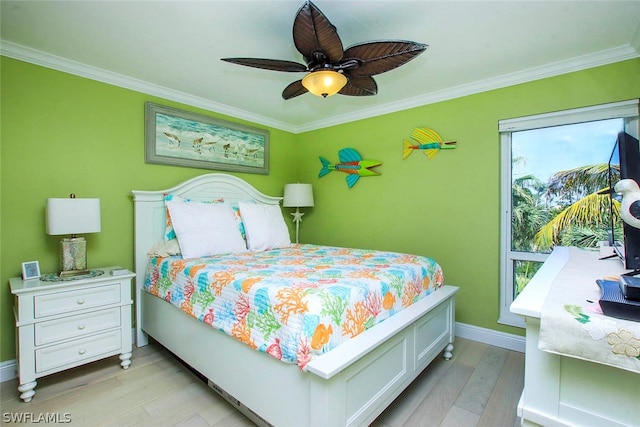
[282,183,314,244]
[46,195,101,277]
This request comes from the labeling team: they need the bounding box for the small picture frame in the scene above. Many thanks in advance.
[22,261,41,281]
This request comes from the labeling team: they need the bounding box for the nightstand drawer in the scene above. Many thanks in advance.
[35,330,122,373]
[35,308,121,346]
[34,284,121,318]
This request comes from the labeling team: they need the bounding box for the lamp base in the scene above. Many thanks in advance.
[60,237,89,277]
[290,208,305,244]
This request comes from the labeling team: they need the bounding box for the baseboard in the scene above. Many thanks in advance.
[1,324,525,383]
[456,321,525,353]
[0,359,17,383]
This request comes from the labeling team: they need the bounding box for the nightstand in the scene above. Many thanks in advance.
[9,267,135,403]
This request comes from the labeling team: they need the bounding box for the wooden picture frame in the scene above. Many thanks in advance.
[22,261,41,281]
[145,102,269,175]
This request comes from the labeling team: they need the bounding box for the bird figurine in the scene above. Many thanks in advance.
[614,179,640,229]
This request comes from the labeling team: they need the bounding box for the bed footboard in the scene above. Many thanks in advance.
[138,285,457,427]
[307,285,456,427]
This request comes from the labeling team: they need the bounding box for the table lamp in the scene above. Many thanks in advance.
[46,195,101,277]
[283,183,314,244]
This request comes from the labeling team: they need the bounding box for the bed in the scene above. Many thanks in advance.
[133,173,458,427]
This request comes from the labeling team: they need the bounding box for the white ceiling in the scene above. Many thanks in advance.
[2,1,639,133]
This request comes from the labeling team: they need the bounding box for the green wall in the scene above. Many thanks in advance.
[0,57,299,361]
[1,55,639,363]
[295,58,640,332]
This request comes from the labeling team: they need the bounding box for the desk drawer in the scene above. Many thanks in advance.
[35,308,121,346]
[35,330,121,373]
[34,284,121,318]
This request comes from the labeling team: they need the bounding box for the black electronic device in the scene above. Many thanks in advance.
[597,279,640,321]
[619,275,640,301]
[607,131,640,273]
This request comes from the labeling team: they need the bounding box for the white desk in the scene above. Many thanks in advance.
[511,247,640,427]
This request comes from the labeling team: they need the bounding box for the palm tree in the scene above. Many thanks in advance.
[511,172,549,294]
[533,164,620,250]
[512,174,548,251]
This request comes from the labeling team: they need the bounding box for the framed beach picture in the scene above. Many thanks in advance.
[22,261,41,281]
[145,102,269,175]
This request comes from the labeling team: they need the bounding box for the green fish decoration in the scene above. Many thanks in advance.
[319,148,381,188]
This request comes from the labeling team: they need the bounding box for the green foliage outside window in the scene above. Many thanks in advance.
[512,163,622,296]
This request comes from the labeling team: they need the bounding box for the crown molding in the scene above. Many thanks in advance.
[2,40,638,134]
[0,41,297,133]
[297,44,640,133]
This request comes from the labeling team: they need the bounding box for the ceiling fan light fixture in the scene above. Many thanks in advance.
[302,70,347,98]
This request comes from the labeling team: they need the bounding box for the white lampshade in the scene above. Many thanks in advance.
[302,70,347,98]
[46,198,101,236]
[283,184,314,208]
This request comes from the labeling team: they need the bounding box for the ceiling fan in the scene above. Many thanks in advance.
[221,1,428,99]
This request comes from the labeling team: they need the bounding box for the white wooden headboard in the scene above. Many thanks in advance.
[131,173,282,345]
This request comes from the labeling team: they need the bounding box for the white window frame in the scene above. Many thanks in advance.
[499,99,639,327]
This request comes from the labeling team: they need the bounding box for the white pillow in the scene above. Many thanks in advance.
[238,202,291,251]
[163,193,223,240]
[166,201,247,258]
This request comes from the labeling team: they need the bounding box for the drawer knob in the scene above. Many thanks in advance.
[78,347,86,355]
[77,324,86,330]
[77,298,85,305]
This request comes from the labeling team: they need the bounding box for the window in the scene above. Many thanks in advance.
[499,100,639,327]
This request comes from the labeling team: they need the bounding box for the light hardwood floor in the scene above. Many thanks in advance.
[0,337,523,426]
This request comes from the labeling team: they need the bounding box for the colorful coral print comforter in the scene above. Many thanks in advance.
[144,244,444,369]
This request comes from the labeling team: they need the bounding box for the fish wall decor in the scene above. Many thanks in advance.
[319,148,381,188]
[403,127,456,160]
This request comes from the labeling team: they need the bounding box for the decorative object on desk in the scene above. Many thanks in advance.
[319,148,381,188]
[21,261,40,280]
[110,267,130,276]
[145,102,269,175]
[46,195,101,278]
[283,183,314,244]
[40,269,104,282]
[614,179,640,229]
[403,127,456,160]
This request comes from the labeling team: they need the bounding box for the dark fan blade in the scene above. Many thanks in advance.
[293,1,343,64]
[343,41,427,77]
[338,76,377,96]
[282,80,308,100]
[221,58,307,73]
